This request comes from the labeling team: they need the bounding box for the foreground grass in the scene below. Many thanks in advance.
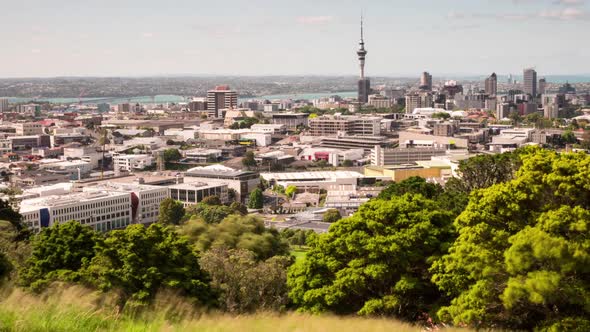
[0,285,460,332]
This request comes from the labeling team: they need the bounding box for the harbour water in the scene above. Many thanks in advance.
[5,91,358,105]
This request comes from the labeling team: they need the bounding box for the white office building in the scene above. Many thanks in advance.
[113,154,154,171]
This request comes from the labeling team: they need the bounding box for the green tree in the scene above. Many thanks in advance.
[242,151,257,168]
[163,148,182,162]
[285,185,297,199]
[377,176,443,201]
[248,188,263,209]
[322,209,341,223]
[19,221,100,291]
[431,148,590,330]
[446,150,523,194]
[84,223,216,307]
[561,130,577,145]
[432,112,451,120]
[201,195,222,206]
[288,194,454,321]
[341,159,354,167]
[200,247,292,313]
[158,198,185,225]
[186,202,237,224]
[229,202,248,216]
[180,215,289,261]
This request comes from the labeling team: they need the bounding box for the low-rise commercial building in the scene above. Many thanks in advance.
[113,154,154,172]
[168,182,229,207]
[184,165,259,202]
[309,115,381,136]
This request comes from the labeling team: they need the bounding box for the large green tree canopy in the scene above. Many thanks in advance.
[431,148,590,331]
[180,215,289,261]
[19,221,100,291]
[84,223,216,307]
[288,194,454,321]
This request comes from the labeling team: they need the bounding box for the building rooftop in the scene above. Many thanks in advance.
[261,170,364,181]
[168,182,227,191]
[20,190,129,213]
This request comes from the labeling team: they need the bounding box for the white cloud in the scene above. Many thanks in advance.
[31,49,41,54]
[539,7,587,20]
[554,0,585,5]
[296,16,334,25]
[142,32,154,38]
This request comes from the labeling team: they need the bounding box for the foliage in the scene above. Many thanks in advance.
[248,188,263,209]
[163,148,182,162]
[0,287,435,332]
[242,151,257,168]
[431,112,451,120]
[281,229,316,246]
[229,202,248,216]
[0,251,11,282]
[285,185,297,199]
[19,221,100,291]
[377,176,443,201]
[200,247,293,313]
[158,198,185,225]
[187,203,235,224]
[288,194,454,321]
[431,148,590,330]
[180,215,289,261]
[446,150,522,194]
[272,184,286,195]
[561,129,577,145]
[341,159,354,167]
[84,223,216,306]
[322,209,341,223]
[201,195,222,206]
[229,117,259,129]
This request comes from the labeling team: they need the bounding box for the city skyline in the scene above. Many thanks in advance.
[1,0,590,77]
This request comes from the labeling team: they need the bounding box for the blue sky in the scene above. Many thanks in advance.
[1,0,589,77]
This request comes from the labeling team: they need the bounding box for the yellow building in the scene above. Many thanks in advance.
[364,163,451,182]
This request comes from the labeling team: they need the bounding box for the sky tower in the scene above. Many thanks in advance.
[357,16,370,103]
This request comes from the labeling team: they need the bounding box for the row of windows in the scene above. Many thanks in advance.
[51,198,129,216]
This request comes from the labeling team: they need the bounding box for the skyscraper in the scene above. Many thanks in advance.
[539,78,546,95]
[357,16,370,103]
[485,73,498,96]
[0,98,8,112]
[420,72,432,91]
[207,85,237,118]
[523,68,537,98]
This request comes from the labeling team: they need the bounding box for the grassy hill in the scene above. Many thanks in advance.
[0,285,461,332]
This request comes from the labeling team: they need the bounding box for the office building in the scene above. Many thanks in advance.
[356,17,371,103]
[168,182,229,207]
[309,115,381,136]
[371,146,447,166]
[184,165,259,202]
[20,191,133,233]
[270,113,309,131]
[0,98,8,112]
[83,182,168,226]
[368,94,392,108]
[207,85,238,118]
[13,123,43,136]
[188,98,208,112]
[118,103,131,113]
[485,73,498,96]
[523,68,537,97]
[405,92,433,114]
[113,154,155,172]
[539,78,546,95]
[420,72,433,90]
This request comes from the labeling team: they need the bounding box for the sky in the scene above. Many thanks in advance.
[1,0,589,77]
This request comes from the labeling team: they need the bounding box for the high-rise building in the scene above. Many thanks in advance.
[405,92,433,114]
[523,68,537,98]
[207,85,238,118]
[357,17,370,103]
[538,78,546,95]
[485,72,498,96]
[0,98,9,112]
[420,72,433,91]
